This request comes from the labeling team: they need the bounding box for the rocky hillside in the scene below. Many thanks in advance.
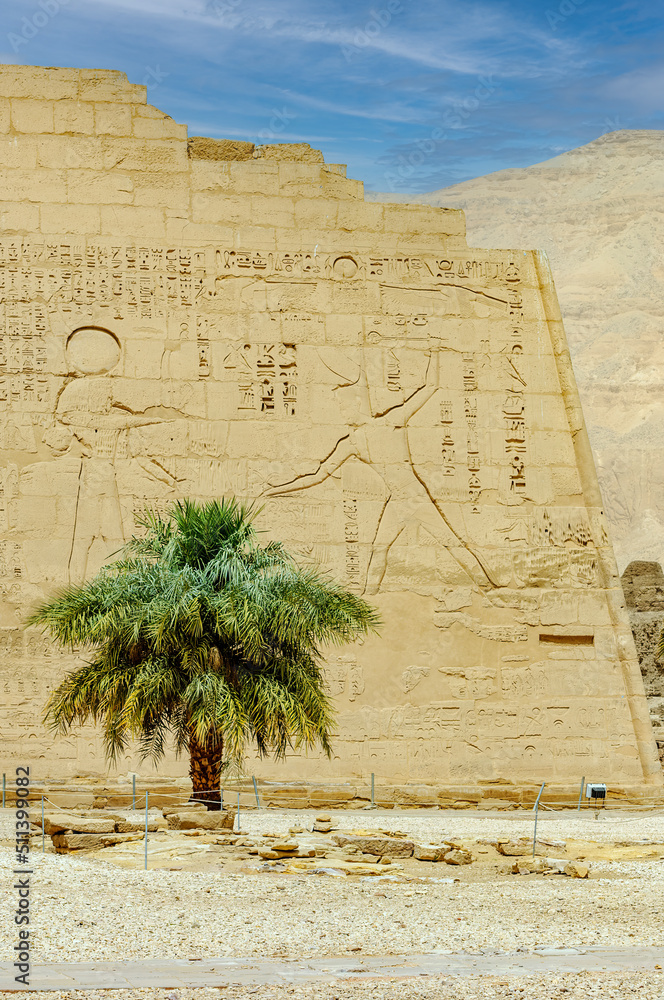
[369,131,664,573]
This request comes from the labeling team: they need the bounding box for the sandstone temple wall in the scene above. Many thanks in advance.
[0,65,661,797]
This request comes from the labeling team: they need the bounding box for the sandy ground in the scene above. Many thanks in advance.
[3,975,664,1000]
[2,808,663,997]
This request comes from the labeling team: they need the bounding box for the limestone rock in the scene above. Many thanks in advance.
[166,809,235,831]
[51,832,142,853]
[188,137,254,161]
[413,844,445,861]
[510,857,589,877]
[313,814,333,833]
[332,835,414,858]
[444,848,473,865]
[254,142,324,163]
[43,814,115,835]
[114,818,159,833]
[563,861,589,878]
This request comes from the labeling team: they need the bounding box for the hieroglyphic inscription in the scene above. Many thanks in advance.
[462,356,481,509]
[227,343,298,415]
[504,265,527,494]
[342,495,361,592]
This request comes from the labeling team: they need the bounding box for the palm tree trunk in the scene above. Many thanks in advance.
[188,731,223,810]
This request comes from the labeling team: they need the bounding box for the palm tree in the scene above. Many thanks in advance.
[27,499,379,808]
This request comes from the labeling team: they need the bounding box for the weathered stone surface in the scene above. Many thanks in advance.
[254,142,324,162]
[51,831,141,852]
[188,137,255,161]
[333,835,414,858]
[43,814,115,835]
[443,848,473,865]
[622,562,664,751]
[510,856,588,877]
[166,809,235,831]
[413,844,445,861]
[0,65,660,796]
[115,818,160,833]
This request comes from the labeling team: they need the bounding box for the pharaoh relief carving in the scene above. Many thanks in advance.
[0,63,659,788]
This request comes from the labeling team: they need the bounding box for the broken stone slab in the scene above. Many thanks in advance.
[313,814,333,833]
[443,848,473,865]
[413,844,446,861]
[494,838,567,857]
[51,832,143,853]
[115,819,160,833]
[332,835,414,858]
[166,809,235,831]
[271,841,299,852]
[510,857,589,877]
[43,814,116,835]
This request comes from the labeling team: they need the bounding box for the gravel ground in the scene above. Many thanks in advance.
[6,973,664,1000]
[2,809,663,964]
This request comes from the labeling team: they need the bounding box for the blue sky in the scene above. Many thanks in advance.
[2,0,663,191]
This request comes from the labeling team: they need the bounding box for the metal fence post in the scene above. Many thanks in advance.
[2,773,5,809]
[252,776,261,809]
[237,791,241,832]
[144,791,148,870]
[577,776,585,811]
[371,772,375,809]
[41,794,45,854]
[532,782,546,858]
[132,774,136,811]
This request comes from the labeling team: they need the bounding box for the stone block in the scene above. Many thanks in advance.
[42,813,115,835]
[53,100,94,135]
[94,103,132,136]
[100,205,165,238]
[67,169,133,204]
[332,835,414,858]
[79,71,146,103]
[189,137,255,161]
[115,819,160,833]
[0,66,79,100]
[3,169,67,202]
[413,844,445,861]
[309,785,356,805]
[51,831,141,852]
[101,137,189,173]
[40,203,100,234]
[166,808,236,831]
[132,115,187,140]
[444,848,473,865]
[10,99,54,134]
[0,202,40,231]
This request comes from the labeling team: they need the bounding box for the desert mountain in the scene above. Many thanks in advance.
[369,131,664,572]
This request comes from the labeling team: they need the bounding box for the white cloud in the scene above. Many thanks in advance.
[603,65,664,113]
[79,0,580,80]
